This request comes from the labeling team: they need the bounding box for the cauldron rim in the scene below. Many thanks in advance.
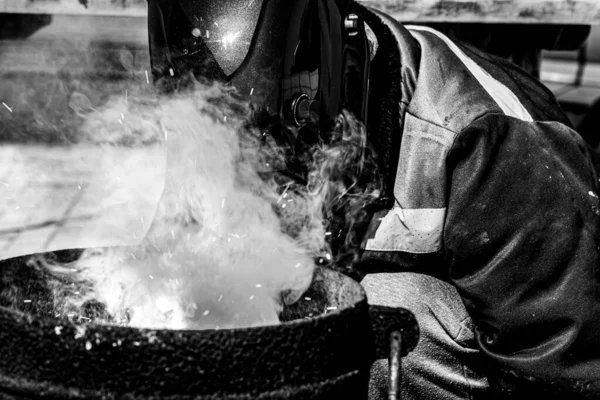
[0,265,367,336]
[0,265,375,398]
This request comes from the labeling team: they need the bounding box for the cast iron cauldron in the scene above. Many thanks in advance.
[0,250,418,399]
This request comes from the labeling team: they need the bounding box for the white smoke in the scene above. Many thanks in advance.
[57,83,319,330]
[1,14,381,330]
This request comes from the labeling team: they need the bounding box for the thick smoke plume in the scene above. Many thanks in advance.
[46,83,319,330]
[1,16,383,330]
[43,79,383,330]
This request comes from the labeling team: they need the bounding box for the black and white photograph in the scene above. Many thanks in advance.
[1,0,600,399]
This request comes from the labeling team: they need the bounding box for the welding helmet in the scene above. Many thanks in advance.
[147,0,371,136]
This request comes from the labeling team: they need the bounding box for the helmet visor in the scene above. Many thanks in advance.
[175,0,265,78]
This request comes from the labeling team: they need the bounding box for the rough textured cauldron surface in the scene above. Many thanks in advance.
[0,252,375,399]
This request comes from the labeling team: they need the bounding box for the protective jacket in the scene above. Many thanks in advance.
[358,6,600,395]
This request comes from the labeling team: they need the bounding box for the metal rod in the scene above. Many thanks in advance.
[388,330,402,400]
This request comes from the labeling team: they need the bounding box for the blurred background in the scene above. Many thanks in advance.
[542,27,600,141]
[0,0,599,145]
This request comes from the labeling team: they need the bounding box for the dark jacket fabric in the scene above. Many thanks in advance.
[359,6,600,395]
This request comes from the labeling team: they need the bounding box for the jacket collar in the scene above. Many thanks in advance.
[357,5,420,206]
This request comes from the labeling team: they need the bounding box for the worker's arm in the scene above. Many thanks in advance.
[446,112,600,392]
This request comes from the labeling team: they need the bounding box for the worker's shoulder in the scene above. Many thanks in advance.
[404,26,570,134]
[405,26,503,134]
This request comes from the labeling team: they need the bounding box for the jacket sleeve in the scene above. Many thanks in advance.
[445,112,600,391]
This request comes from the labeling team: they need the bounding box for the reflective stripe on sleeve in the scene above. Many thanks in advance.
[364,207,445,253]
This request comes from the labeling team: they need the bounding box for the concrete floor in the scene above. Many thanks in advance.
[0,144,165,260]
[0,15,161,260]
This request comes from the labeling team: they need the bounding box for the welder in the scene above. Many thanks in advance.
[147,0,600,399]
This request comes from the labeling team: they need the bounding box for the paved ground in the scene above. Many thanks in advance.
[0,144,164,260]
[0,15,161,260]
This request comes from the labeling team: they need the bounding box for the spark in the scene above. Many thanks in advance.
[337,182,357,200]
[23,299,32,303]
[281,204,287,208]
[325,253,332,261]
[220,31,241,49]
[2,102,12,112]
[255,284,262,288]
[54,326,63,335]
[250,87,254,95]
[277,183,292,204]
[249,296,255,300]
[206,30,210,38]
[130,253,137,260]
[192,28,201,37]
[325,232,332,236]
[203,310,210,316]
[295,263,302,268]
[305,297,312,301]
[85,341,92,351]
[326,306,338,311]
[218,295,223,302]
[145,70,150,84]
[169,68,175,77]
[74,326,86,339]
